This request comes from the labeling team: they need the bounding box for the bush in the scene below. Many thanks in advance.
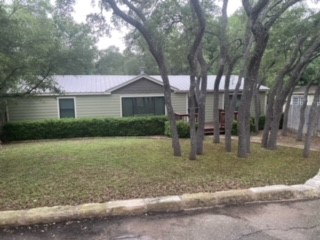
[164,120,190,138]
[258,116,266,130]
[1,116,168,142]
[231,118,256,136]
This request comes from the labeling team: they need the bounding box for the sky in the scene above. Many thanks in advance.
[71,1,319,52]
[72,1,243,51]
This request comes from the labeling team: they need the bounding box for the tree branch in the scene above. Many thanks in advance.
[123,0,146,23]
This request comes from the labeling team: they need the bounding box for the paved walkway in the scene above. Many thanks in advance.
[2,199,320,240]
[219,134,320,152]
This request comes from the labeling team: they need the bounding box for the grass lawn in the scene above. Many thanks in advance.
[0,137,319,211]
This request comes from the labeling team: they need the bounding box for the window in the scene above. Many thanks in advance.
[59,98,75,118]
[292,96,304,106]
[122,97,165,117]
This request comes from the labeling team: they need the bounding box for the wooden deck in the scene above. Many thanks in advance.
[175,110,238,135]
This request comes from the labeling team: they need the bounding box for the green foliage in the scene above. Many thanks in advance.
[231,118,256,136]
[164,121,190,138]
[258,116,266,130]
[0,0,97,98]
[1,116,168,142]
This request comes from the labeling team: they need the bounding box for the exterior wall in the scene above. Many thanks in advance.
[7,97,58,121]
[7,91,268,123]
[76,95,120,118]
[250,92,267,116]
[205,93,224,122]
[288,105,320,136]
[7,95,122,122]
[112,78,164,94]
[171,93,187,114]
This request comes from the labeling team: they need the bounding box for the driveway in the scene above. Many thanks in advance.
[1,199,320,240]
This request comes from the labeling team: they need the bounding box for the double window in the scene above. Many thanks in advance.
[292,96,304,106]
[122,97,165,117]
[59,98,75,118]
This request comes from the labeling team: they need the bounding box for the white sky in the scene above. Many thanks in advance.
[72,1,243,51]
[71,0,319,52]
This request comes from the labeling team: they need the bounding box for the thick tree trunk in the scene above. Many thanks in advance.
[187,0,206,160]
[241,0,301,157]
[238,0,272,158]
[282,88,294,136]
[189,75,198,160]
[196,48,208,155]
[303,84,320,158]
[267,102,283,150]
[238,38,268,157]
[213,0,228,144]
[104,0,182,156]
[297,82,313,141]
[213,68,224,144]
[253,84,261,133]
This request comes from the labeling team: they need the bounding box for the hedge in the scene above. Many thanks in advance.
[1,116,168,142]
[231,118,256,136]
[164,120,190,138]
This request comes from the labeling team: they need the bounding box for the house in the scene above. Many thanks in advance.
[6,74,269,123]
[288,85,320,134]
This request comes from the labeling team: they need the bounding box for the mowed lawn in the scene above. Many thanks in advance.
[0,137,319,211]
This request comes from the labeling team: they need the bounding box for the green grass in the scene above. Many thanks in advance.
[0,137,319,211]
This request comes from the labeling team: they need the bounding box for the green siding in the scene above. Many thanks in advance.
[112,78,164,94]
[205,93,224,122]
[250,92,267,116]
[7,92,268,123]
[171,93,187,114]
[8,97,57,121]
[76,95,120,118]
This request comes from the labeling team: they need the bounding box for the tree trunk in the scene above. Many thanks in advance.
[253,84,261,133]
[187,0,206,160]
[189,75,198,160]
[282,87,294,136]
[213,0,228,144]
[297,81,313,141]
[303,84,320,158]
[240,0,301,157]
[196,47,208,155]
[104,0,182,156]
[213,68,223,144]
[223,53,242,153]
[238,0,272,158]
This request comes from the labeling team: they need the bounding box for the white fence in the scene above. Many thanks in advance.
[288,105,320,136]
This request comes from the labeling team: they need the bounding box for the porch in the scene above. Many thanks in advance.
[174,110,238,135]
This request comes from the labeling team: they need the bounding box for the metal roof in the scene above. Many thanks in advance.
[52,75,269,94]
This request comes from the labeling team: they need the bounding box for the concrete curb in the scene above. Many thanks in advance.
[1,169,320,227]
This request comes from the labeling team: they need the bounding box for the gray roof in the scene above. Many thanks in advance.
[53,75,269,94]
[293,85,319,95]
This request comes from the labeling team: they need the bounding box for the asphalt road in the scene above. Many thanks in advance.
[1,199,320,240]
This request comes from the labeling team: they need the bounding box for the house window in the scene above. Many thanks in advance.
[59,98,75,118]
[292,96,304,106]
[122,97,165,117]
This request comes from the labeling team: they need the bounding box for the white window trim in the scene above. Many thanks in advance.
[119,94,166,117]
[57,97,77,119]
[292,95,304,106]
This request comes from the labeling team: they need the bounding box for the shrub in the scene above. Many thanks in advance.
[1,116,168,142]
[231,119,256,136]
[164,120,190,138]
[258,116,266,130]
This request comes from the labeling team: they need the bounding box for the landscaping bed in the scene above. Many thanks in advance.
[0,138,319,211]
